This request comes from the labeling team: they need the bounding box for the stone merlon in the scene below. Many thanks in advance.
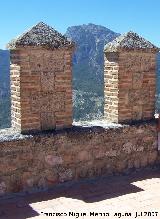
[7,22,75,50]
[104,31,159,52]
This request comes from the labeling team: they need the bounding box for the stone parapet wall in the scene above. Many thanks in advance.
[2,25,159,198]
[0,121,157,196]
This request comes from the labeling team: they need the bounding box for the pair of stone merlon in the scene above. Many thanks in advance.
[7,22,159,52]
[6,21,160,133]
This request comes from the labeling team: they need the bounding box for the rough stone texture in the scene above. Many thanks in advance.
[8,22,74,133]
[1,169,160,219]
[10,45,73,133]
[0,121,158,196]
[104,31,159,52]
[104,33,158,123]
[7,22,74,50]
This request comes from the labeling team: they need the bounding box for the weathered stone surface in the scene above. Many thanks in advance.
[58,168,73,182]
[104,31,159,52]
[0,182,6,195]
[10,41,73,133]
[140,155,148,167]
[45,155,63,166]
[105,149,118,157]
[22,172,34,190]
[148,151,158,164]
[41,72,55,91]
[38,177,47,189]
[41,112,55,130]
[77,151,91,162]
[7,22,74,49]
[104,49,157,123]
[122,142,134,154]
[134,159,141,169]
[0,121,157,196]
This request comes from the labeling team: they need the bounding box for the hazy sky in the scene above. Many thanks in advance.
[0,0,160,49]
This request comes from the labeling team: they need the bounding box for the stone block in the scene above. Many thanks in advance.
[132,105,143,120]
[0,182,6,195]
[58,168,73,182]
[41,71,55,91]
[41,113,55,130]
[148,151,158,164]
[77,151,91,162]
[45,155,63,166]
[133,72,143,89]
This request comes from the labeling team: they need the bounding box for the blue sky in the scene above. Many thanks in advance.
[0,0,160,49]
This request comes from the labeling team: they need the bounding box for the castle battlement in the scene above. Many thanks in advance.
[0,24,159,196]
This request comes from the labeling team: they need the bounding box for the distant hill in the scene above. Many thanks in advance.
[66,23,120,120]
[0,50,10,97]
[0,49,10,128]
[66,23,120,96]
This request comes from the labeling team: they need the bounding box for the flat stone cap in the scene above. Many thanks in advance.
[7,22,74,50]
[104,31,159,52]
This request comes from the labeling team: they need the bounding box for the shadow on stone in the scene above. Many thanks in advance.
[0,168,160,219]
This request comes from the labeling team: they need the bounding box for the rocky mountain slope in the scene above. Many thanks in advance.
[0,49,10,128]
[66,23,120,95]
[0,50,10,97]
[66,24,120,120]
